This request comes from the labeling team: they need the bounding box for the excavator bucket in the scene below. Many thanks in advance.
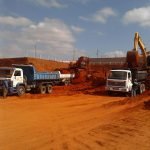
[126,51,139,68]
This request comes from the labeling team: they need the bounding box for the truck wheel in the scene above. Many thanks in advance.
[46,85,52,94]
[17,86,25,96]
[139,84,145,94]
[2,87,8,98]
[142,84,146,92]
[64,80,70,86]
[139,85,142,94]
[39,85,46,94]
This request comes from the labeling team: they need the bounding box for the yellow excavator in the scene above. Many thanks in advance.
[126,32,150,69]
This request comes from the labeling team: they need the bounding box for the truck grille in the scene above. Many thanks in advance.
[108,80,125,87]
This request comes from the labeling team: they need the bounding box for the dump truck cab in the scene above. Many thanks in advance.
[106,69,147,96]
[106,70,133,93]
[0,67,24,96]
[0,67,24,87]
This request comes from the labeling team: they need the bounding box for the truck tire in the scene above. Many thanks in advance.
[64,80,70,86]
[139,84,142,94]
[17,86,25,96]
[142,84,146,92]
[38,85,46,94]
[2,87,8,98]
[139,84,145,94]
[46,85,52,94]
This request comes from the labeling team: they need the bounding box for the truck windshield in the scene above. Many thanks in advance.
[0,69,14,78]
[108,71,127,80]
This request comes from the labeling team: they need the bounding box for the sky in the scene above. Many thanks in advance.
[0,0,150,60]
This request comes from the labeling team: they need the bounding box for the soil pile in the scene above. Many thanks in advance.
[0,57,69,71]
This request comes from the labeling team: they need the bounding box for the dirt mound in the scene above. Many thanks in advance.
[72,69,89,83]
[0,57,69,71]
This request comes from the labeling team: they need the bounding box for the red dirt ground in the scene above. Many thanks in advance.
[0,84,150,150]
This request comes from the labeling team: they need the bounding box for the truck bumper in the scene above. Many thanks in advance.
[106,86,129,93]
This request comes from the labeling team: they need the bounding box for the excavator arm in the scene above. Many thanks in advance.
[134,32,147,63]
[127,32,149,68]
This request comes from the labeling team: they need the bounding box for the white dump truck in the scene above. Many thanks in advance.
[105,69,147,96]
[0,64,75,96]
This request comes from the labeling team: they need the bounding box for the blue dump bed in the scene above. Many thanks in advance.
[34,71,60,80]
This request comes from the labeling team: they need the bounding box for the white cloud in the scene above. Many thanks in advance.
[103,50,125,58]
[0,16,33,27]
[79,16,89,21]
[123,6,150,27]
[27,0,67,8]
[71,26,85,33]
[0,16,86,59]
[71,0,91,4]
[97,31,104,36]
[80,7,117,23]
[92,7,117,23]
[24,0,97,8]
[70,0,98,5]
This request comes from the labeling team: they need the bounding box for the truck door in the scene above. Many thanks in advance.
[13,70,23,87]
